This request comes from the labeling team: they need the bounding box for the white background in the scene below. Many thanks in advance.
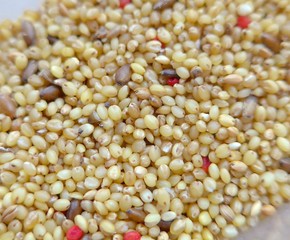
[0,0,40,20]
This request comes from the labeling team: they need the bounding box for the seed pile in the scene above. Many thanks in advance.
[0,0,290,239]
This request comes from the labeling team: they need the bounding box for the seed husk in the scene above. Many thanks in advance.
[279,158,290,173]
[242,96,257,122]
[21,20,36,46]
[92,26,107,40]
[220,205,235,222]
[0,94,17,119]
[126,208,146,223]
[0,147,13,153]
[153,0,175,10]
[65,199,82,220]
[107,26,122,39]
[38,69,55,83]
[115,64,131,85]
[2,205,18,224]
[22,60,38,83]
[40,85,62,102]
[261,33,281,53]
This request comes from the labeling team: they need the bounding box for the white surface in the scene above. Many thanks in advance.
[0,0,40,20]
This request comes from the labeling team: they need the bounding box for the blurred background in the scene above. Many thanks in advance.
[0,0,40,20]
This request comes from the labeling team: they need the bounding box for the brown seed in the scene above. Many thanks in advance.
[158,220,173,231]
[22,60,38,83]
[92,26,107,40]
[115,64,131,85]
[40,85,62,102]
[47,35,59,45]
[242,96,257,122]
[261,33,281,53]
[153,0,175,10]
[21,20,36,46]
[2,205,18,224]
[39,69,54,83]
[279,158,290,173]
[0,94,17,119]
[126,208,146,223]
[161,69,179,78]
[65,199,82,221]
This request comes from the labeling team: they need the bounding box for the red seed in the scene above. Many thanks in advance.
[66,226,84,240]
[237,16,251,29]
[167,78,179,86]
[124,231,141,240]
[202,156,211,173]
[119,0,131,8]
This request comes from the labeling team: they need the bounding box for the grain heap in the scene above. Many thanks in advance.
[0,0,290,239]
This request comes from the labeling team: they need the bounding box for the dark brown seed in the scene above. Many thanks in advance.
[153,0,175,10]
[161,69,179,78]
[280,158,290,173]
[92,26,107,40]
[126,208,146,223]
[47,35,59,45]
[115,64,131,85]
[242,96,257,122]
[0,94,17,119]
[39,69,54,83]
[22,60,38,83]
[21,20,36,47]
[40,86,62,102]
[158,220,173,231]
[261,33,281,53]
[65,199,82,220]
